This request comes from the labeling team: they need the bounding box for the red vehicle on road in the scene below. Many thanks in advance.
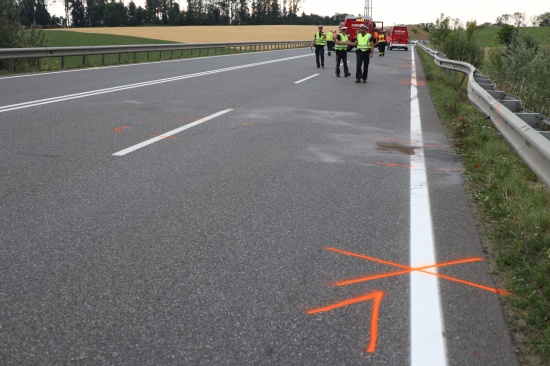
[389,25,409,51]
[339,15,383,51]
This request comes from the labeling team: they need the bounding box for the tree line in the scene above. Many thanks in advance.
[9,0,344,28]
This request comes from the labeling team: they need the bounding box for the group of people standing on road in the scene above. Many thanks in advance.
[311,24,386,84]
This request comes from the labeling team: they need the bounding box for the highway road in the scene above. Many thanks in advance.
[0,47,518,365]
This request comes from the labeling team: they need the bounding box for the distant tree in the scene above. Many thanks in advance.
[1,0,24,48]
[19,0,33,26]
[512,12,526,27]
[70,0,86,26]
[497,24,517,45]
[536,12,550,27]
[103,0,126,26]
[495,13,510,26]
[34,0,51,25]
[465,20,476,41]
[135,5,146,24]
[127,0,139,25]
[86,0,106,26]
[429,13,452,47]
[235,0,249,24]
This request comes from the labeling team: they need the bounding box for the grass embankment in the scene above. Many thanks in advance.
[475,25,550,47]
[45,30,175,47]
[19,29,266,71]
[416,47,550,365]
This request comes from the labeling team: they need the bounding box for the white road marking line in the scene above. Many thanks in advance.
[294,74,319,84]
[112,109,233,156]
[409,49,448,365]
[0,47,307,80]
[0,54,311,113]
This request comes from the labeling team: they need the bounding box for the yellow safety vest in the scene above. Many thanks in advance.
[335,33,348,50]
[325,32,334,42]
[314,32,326,46]
[357,33,372,52]
[378,34,386,43]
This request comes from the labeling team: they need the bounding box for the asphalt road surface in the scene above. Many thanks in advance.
[0,47,518,365]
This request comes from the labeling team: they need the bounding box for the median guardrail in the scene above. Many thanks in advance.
[418,44,550,189]
[0,40,310,71]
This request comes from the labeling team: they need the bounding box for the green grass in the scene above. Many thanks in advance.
[475,25,550,47]
[44,30,177,47]
[417,47,550,365]
[3,30,272,73]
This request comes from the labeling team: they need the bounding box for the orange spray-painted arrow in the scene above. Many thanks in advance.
[307,290,384,353]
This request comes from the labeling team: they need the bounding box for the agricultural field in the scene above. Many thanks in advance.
[48,25,324,44]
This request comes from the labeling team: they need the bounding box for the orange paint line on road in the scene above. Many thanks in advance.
[307,290,384,353]
[114,125,131,132]
[179,118,197,123]
[326,247,509,295]
[375,162,414,168]
[334,257,482,287]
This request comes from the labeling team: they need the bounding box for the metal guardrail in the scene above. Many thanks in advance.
[0,40,310,71]
[418,44,550,189]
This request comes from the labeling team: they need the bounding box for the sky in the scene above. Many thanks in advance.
[48,0,549,26]
[300,0,549,26]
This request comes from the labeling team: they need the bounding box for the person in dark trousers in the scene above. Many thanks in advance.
[334,26,351,78]
[326,30,335,56]
[349,24,374,83]
[378,32,387,56]
[310,25,326,68]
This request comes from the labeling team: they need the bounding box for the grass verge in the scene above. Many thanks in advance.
[416,47,550,365]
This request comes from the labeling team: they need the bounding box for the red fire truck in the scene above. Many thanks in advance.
[339,14,384,51]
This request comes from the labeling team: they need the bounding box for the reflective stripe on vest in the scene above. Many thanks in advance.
[357,33,372,52]
[335,34,348,50]
[315,32,326,46]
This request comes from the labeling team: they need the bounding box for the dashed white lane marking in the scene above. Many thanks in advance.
[294,74,319,84]
[112,109,233,156]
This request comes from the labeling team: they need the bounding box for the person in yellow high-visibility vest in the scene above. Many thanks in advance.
[349,24,374,83]
[334,26,351,77]
[378,32,387,57]
[325,29,335,56]
[310,25,326,68]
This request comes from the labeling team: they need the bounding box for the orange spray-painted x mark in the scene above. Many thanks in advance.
[307,247,511,354]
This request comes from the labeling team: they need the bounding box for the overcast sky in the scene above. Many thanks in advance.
[301,0,549,25]
[48,0,549,26]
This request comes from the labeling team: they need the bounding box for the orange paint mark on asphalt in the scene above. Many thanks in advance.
[334,257,482,287]
[307,247,510,354]
[114,125,131,132]
[398,79,427,86]
[376,162,414,168]
[239,123,254,127]
[325,247,510,295]
[308,291,384,353]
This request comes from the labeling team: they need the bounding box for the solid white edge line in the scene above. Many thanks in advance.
[112,108,233,156]
[294,73,319,84]
[409,47,448,366]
